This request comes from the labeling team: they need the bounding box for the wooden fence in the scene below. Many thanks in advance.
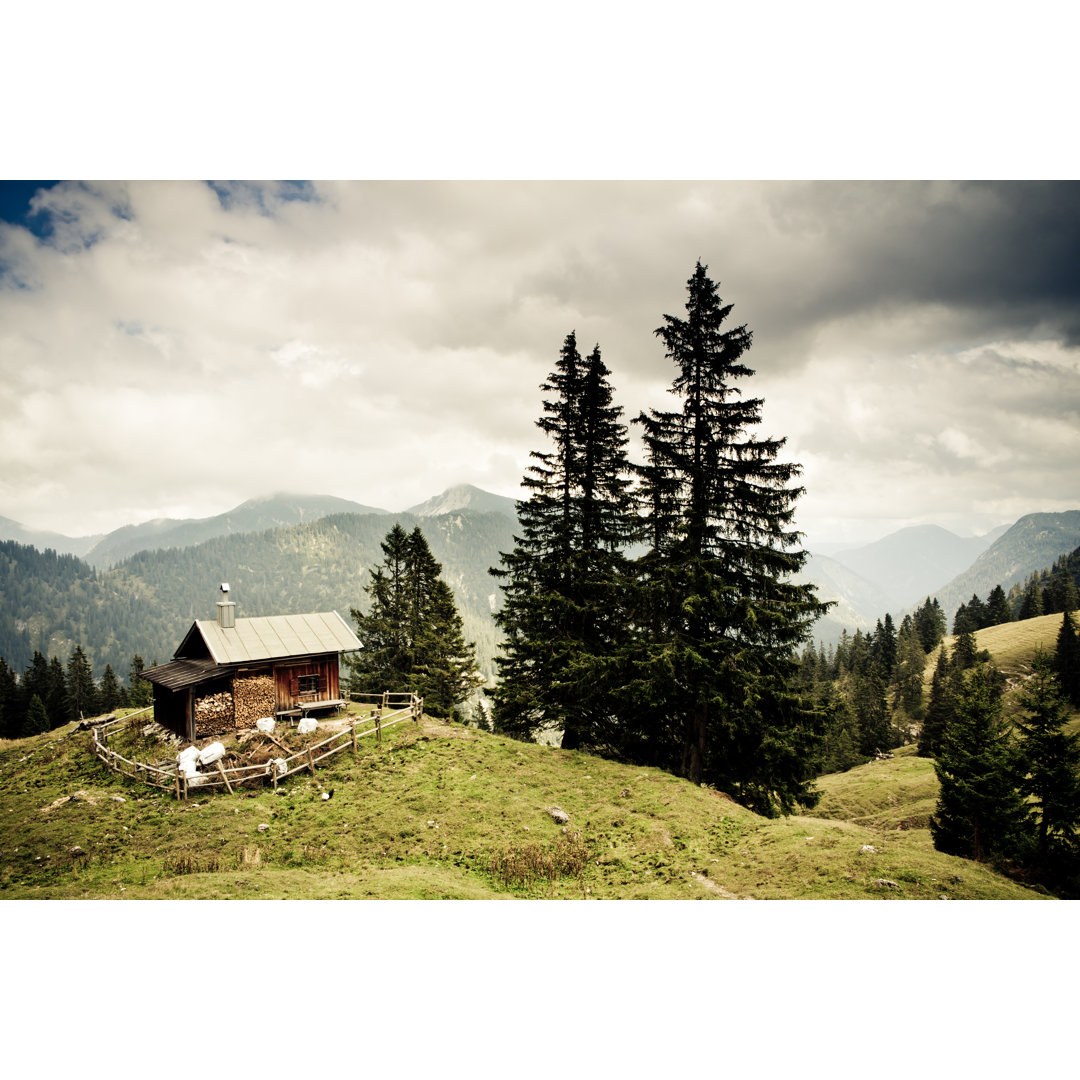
[90,694,423,800]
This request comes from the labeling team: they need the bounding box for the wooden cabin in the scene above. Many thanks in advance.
[142,586,362,741]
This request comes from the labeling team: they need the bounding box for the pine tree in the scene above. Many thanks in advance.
[350,524,481,714]
[406,530,483,716]
[1015,650,1080,863]
[127,653,153,707]
[987,584,1012,627]
[853,667,890,756]
[930,664,1027,863]
[349,523,413,693]
[1053,610,1080,708]
[0,658,19,739]
[98,664,122,712]
[627,262,828,815]
[491,332,635,749]
[952,625,980,670]
[65,645,97,722]
[914,598,947,651]
[1019,578,1043,621]
[22,693,50,738]
[893,623,927,718]
[918,648,954,757]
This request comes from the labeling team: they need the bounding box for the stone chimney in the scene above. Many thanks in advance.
[216,582,236,629]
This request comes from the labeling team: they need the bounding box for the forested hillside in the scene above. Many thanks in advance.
[932,511,1080,622]
[0,511,516,684]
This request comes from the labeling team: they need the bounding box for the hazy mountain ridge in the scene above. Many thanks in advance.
[0,515,103,559]
[82,493,391,568]
[824,524,1004,612]
[928,511,1080,622]
[0,509,516,685]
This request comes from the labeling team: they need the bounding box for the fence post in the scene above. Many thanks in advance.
[351,719,357,757]
[375,707,382,746]
[175,763,181,802]
[307,747,316,776]
[382,690,389,711]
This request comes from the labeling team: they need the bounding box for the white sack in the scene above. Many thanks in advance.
[177,746,200,768]
[198,741,226,766]
[265,757,287,777]
[297,717,318,735]
[256,717,275,733]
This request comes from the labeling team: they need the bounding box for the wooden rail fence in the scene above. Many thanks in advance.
[90,693,423,800]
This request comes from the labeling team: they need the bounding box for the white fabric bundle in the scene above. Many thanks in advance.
[265,757,287,777]
[198,741,226,766]
[177,746,200,770]
[297,717,318,735]
[256,717,275,733]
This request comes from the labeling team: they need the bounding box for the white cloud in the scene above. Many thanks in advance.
[1,180,1078,544]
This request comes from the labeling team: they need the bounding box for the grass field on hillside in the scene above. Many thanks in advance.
[0,710,1044,901]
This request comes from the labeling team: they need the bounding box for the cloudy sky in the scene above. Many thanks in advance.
[1,178,1077,547]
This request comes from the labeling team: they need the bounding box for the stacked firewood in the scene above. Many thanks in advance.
[233,675,277,728]
[194,691,235,737]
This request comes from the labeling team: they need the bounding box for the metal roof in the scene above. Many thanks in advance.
[187,610,362,665]
[142,657,233,691]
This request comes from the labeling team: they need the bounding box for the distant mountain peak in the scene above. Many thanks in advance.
[405,484,518,520]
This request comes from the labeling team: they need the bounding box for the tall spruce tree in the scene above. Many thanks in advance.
[1015,650,1080,863]
[65,645,97,722]
[987,584,1012,627]
[930,664,1027,863]
[1053,610,1080,707]
[627,262,828,815]
[918,648,953,757]
[349,524,481,715]
[491,332,635,749]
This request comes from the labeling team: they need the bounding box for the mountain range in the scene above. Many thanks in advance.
[0,484,517,570]
[2,485,1079,671]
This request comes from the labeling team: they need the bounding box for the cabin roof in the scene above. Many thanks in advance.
[176,610,362,665]
[142,657,232,691]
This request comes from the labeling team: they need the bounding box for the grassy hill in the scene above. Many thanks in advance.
[0,709,1044,900]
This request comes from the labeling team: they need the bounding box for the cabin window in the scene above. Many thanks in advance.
[298,674,320,697]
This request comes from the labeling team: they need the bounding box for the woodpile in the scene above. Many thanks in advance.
[194,690,234,737]
[233,674,276,728]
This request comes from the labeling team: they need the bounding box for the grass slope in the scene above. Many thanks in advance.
[0,712,1043,900]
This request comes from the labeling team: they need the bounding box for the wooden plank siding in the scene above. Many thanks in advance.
[273,654,340,714]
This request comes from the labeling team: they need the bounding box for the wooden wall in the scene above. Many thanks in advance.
[273,654,339,714]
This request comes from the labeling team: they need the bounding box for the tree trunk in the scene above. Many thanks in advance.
[680,701,708,784]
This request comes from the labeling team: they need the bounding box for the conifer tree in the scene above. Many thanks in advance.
[930,664,1027,862]
[22,693,50,738]
[987,585,1012,627]
[1015,650,1080,862]
[952,625,980,670]
[1053,610,1080,707]
[627,262,828,815]
[98,664,122,712]
[1019,579,1043,621]
[893,624,927,717]
[491,332,635,749]
[0,658,18,739]
[918,648,953,757]
[65,645,97,722]
[350,523,412,692]
[914,598,948,650]
[127,654,153,707]
[350,524,481,715]
[46,656,67,724]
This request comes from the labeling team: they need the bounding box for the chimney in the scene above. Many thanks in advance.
[216,582,236,629]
